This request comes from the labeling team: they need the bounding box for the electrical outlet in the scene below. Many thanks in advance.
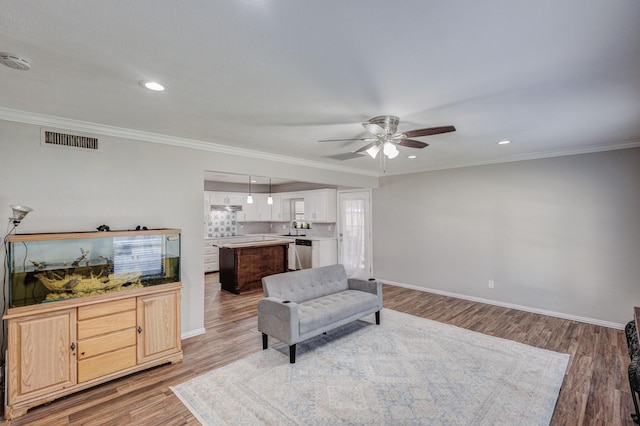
[488,280,495,289]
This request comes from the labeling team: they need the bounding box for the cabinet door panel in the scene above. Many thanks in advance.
[8,309,77,404]
[137,291,181,363]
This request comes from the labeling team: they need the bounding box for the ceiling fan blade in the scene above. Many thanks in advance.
[396,139,429,149]
[362,122,387,137]
[318,138,376,142]
[354,142,377,153]
[401,125,456,138]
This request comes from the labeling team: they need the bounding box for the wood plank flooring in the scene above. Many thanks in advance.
[4,275,636,425]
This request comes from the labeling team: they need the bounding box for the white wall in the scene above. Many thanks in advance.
[373,148,640,326]
[0,119,377,337]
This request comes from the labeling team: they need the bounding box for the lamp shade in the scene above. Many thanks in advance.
[383,142,399,159]
[10,204,33,224]
[366,145,380,159]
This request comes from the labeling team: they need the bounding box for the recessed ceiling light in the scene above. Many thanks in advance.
[139,80,165,91]
[497,140,511,145]
[408,155,417,159]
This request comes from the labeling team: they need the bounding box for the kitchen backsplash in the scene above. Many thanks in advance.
[205,218,336,239]
[205,211,238,237]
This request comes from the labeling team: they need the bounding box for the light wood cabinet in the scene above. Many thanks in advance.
[3,283,182,420]
[137,291,181,364]
[7,308,77,408]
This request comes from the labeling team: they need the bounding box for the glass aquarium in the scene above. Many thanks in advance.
[7,229,181,308]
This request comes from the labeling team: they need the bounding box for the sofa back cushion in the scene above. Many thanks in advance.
[262,264,349,303]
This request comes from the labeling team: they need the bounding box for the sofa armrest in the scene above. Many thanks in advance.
[257,297,300,345]
[348,278,383,308]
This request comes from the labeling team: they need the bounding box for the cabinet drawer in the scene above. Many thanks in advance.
[204,246,218,255]
[204,254,218,264]
[78,298,136,320]
[78,310,136,339]
[77,328,137,360]
[78,346,137,383]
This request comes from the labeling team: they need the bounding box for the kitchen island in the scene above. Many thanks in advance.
[218,239,292,294]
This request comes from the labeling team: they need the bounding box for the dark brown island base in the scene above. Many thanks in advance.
[219,239,291,294]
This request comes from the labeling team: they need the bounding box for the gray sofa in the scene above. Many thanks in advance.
[258,264,383,363]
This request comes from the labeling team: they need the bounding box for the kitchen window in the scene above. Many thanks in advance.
[292,199,305,221]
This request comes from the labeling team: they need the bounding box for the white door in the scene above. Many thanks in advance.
[338,190,372,279]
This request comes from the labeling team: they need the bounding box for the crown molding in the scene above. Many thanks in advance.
[382,139,640,176]
[0,108,379,178]
[4,107,638,179]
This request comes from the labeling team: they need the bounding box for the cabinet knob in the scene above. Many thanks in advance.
[138,326,143,334]
[70,342,76,351]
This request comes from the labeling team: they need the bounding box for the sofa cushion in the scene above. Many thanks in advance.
[262,264,349,303]
[298,290,378,335]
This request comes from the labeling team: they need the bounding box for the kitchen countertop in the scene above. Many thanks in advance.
[259,233,337,241]
[205,234,338,242]
[216,238,293,249]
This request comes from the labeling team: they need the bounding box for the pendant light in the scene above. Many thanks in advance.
[267,178,273,205]
[247,176,253,204]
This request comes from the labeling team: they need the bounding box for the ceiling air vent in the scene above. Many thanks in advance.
[41,129,99,150]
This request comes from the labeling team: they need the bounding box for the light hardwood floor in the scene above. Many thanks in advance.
[4,274,636,425]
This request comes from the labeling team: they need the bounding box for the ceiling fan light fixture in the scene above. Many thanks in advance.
[366,145,380,159]
[383,142,399,159]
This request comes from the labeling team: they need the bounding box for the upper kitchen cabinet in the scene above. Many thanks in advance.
[271,194,284,221]
[208,191,244,207]
[304,189,337,223]
[240,194,272,222]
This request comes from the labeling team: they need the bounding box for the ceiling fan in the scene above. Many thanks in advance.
[320,115,455,160]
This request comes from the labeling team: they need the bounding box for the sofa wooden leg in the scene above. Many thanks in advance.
[290,344,296,363]
[375,311,380,325]
[262,333,268,350]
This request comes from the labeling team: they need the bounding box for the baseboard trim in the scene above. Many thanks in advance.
[382,279,625,330]
[181,327,206,340]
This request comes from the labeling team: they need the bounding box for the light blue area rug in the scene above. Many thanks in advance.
[171,309,568,425]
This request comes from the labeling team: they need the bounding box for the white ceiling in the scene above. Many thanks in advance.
[1,1,639,176]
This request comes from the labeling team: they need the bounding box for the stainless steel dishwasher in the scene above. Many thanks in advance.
[295,239,312,269]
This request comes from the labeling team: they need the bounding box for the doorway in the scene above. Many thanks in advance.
[337,189,373,279]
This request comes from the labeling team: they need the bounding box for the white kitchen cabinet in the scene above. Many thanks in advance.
[271,194,284,221]
[312,239,338,268]
[209,192,244,207]
[240,194,272,222]
[204,239,219,273]
[304,189,337,223]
